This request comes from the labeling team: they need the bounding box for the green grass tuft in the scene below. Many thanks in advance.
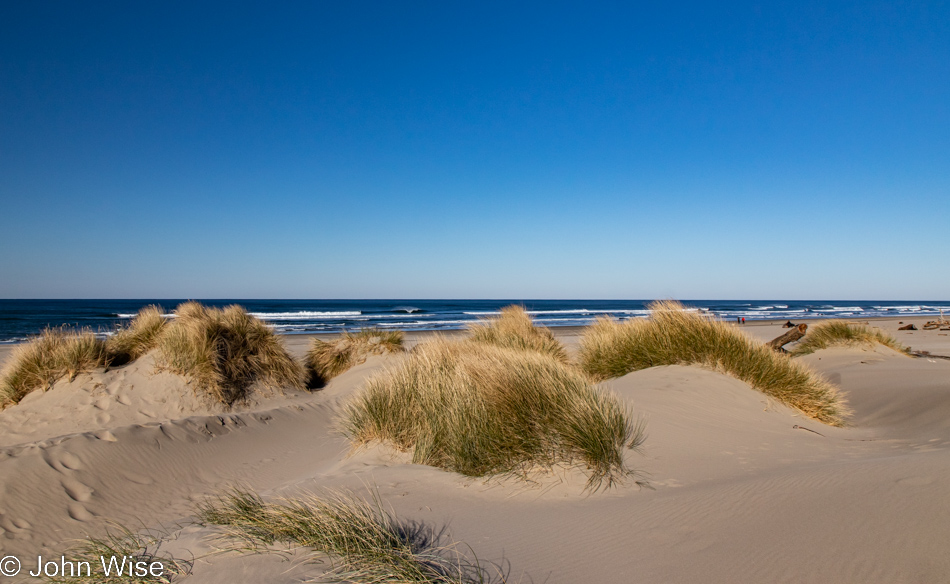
[468,305,568,362]
[306,328,404,385]
[578,300,848,426]
[156,302,304,406]
[0,328,109,408]
[344,338,642,490]
[789,320,908,356]
[44,524,189,583]
[197,487,498,584]
[106,305,168,365]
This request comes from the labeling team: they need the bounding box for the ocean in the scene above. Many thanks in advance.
[0,299,948,343]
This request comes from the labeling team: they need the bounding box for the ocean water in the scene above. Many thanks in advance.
[0,299,948,344]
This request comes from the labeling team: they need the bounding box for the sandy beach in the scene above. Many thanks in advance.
[1,315,949,583]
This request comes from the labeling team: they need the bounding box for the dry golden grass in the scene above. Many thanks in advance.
[344,338,642,490]
[0,328,108,408]
[789,320,908,356]
[106,305,168,365]
[578,300,847,426]
[156,302,303,406]
[468,305,568,362]
[198,488,498,584]
[46,524,189,584]
[306,328,404,385]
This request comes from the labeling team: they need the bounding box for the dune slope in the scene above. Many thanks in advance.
[0,329,948,583]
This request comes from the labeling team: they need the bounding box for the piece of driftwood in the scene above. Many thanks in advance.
[899,324,917,330]
[911,350,950,361]
[767,323,808,352]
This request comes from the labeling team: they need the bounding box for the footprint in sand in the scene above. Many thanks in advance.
[59,452,83,470]
[95,412,111,425]
[45,451,84,472]
[94,397,111,410]
[67,502,94,521]
[62,478,94,502]
[94,430,117,442]
[116,394,132,406]
[0,515,33,540]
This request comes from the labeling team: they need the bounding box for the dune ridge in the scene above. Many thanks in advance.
[0,315,948,583]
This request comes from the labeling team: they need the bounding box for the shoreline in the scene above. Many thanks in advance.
[275,314,950,358]
[2,314,949,363]
[1,308,949,582]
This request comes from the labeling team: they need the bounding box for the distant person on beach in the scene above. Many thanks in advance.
[742,317,745,324]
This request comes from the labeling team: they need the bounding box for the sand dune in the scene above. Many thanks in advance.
[1,319,948,583]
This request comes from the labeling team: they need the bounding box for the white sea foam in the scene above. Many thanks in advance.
[117,313,176,318]
[119,310,363,321]
[464,309,650,317]
[375,319,473,327]
[249,311,362,320]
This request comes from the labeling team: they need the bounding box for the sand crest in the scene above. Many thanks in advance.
[1,320,949,583]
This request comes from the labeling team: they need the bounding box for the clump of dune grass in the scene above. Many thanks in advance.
[468,305,568,362]
[0,328,108,408]
[106,305,168,365]
[197,487,498,584]
[344,338,642,490]
[789,320,908,356]
[579,300,847,426]
[156,302,303,406]
[306,328,404,385]
[45,524,189,583]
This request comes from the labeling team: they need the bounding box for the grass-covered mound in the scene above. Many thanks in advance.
[579,301,847,426]
[0,328,108,408]
[105,305,168,365]
[156,302,303,406]
[307,328,404,385]
[789,320,908,356]
[0,303,303,409]
[198,488,493,584]
[344,338,642,489]
[468,305,568,362]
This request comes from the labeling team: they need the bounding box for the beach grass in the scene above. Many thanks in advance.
[344,338,642,489]
[468,305,568,362]
[306,328,404,385]
[197,487,497,584]
[0,328,108,408]
[578,300,847,426]
[106,305,168,365]
[156,302,304,406]
[44,524,189,584]
[789,320,908,356]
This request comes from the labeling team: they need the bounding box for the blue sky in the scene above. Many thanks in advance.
[1,1,947,299]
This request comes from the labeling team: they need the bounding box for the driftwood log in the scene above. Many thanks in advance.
[767,323,808,352]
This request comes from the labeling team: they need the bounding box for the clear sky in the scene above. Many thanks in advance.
[1,1,947,299]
